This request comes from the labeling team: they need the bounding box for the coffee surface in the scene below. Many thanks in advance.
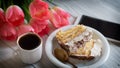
[19,34,41,50]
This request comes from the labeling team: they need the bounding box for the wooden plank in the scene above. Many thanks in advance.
[0,0,120,68]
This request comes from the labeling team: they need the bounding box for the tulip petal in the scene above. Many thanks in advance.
[53,6,70,19]
[60,17,69,27]
[0,8,6,27]
[49,9,61,28]
[17,24,34,36]
[30,19,48,33]
[38,25,50,37]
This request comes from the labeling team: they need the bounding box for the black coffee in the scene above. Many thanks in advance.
[18,34,41,50]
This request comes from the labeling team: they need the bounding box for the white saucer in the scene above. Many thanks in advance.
[45,25,110,68]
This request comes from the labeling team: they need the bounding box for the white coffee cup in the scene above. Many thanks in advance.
[17,32,42,64]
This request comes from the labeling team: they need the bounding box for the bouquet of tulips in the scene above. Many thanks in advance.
[0,0,70,41]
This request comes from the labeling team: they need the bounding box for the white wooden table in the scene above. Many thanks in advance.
[0,0,120,68]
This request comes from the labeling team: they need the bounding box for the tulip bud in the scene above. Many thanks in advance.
[29,0,49,20]
[49,9,69,28]
[6,5,24,27]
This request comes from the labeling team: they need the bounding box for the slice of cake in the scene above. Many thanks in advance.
[56,25,102,60]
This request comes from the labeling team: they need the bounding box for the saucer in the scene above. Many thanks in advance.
[45,25,110,68]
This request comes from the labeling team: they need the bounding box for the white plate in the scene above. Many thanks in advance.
[45,25,110,68]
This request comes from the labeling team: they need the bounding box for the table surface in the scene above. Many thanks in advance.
[0,0,120,68]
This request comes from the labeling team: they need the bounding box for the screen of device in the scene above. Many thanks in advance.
[79,15,120,41]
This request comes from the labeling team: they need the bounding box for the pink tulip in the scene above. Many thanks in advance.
[16,24,34,36]
[53,6,70,19]
[0,8,6,27]
[30,18,48,33]
[6,5,24,27]
[0,23,17,41]
[29,0,49,20]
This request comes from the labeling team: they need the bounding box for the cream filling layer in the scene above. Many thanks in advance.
[90,39,102,56]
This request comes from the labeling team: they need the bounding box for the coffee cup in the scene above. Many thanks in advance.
[17,32,42,64]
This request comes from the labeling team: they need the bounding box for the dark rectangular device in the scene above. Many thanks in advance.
[78,15,120,42]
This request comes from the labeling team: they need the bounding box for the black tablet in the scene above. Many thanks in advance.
[75,15,120,43]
